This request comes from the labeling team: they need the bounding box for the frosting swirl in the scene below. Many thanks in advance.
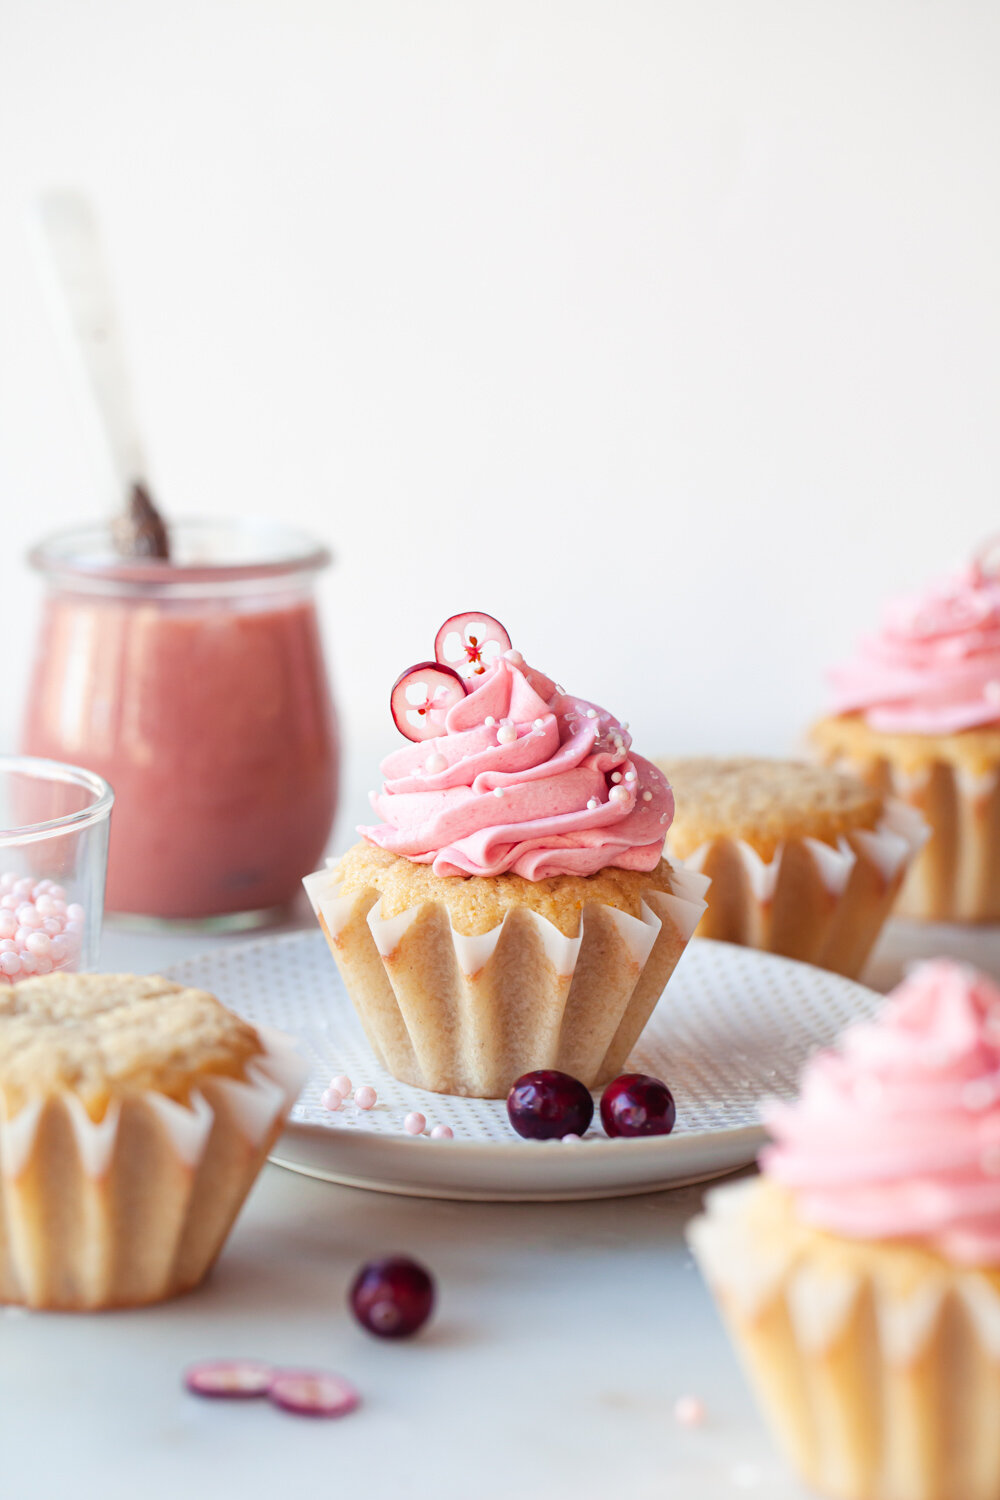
[762,960,1000,1265]
[829,561,1000,734]
[360,654,673,879]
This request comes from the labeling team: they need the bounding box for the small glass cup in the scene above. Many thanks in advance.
[0,756,113,979]
[22,517,339,929]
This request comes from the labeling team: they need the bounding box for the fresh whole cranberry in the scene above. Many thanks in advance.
[349,1256,435,1339]
[506,1069,594,1140]
[600,1073,676,1138]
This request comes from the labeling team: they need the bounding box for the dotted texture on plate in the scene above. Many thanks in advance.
[164,932,880,1144]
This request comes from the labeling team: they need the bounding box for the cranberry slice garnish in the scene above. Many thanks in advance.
[350,1256,436,1339]
[390,661,467,742]
[434,612,512,681]
[506,1069,594,1140]
[600,1073,676,1138]
[184,1359,274,1399]
[267,1370,360,1418]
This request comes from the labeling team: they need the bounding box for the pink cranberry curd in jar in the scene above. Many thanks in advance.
[22,519,339,923]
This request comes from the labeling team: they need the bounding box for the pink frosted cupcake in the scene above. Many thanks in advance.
[304,611,708,1098]
[812,544,1000,921]
[689,959,1000,1500]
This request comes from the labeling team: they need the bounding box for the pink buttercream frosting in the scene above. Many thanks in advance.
[762,960,1000,1266]
[360,653,674,879]
[829,558,1000,734]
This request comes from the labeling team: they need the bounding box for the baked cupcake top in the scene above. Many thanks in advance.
[334,839,681,938]
[657,757,882,862]
[0,972,264,1120]
[828,546,1000,735]
[359,611,674,880]
[762,960,1000,1266]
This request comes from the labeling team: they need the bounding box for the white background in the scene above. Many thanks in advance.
[1,0,999,844]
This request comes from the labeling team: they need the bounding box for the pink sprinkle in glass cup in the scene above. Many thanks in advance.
[0,755,113,979]
[22,518,339,928]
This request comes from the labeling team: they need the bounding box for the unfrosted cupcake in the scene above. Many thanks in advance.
[0,972,305,1310]
[688,960,1000,1500]
[304,611,708,1098]
[812,547,1000,921]
[658,757,926,978]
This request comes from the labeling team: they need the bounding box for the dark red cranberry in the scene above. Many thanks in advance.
[600,1073,676,1138]
[349,1256,435,1339]
[506,1069,594,1140]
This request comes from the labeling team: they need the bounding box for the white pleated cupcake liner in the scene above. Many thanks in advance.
[671,799,927,977]
[304,862,709,1097]
[820,745,1000,923]
[689,1179,1000,1500]
[0,1027,307,1310]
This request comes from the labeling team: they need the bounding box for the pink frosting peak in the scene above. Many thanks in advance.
[360,653,674,879]
[829,558,1000,734]
[762,960,1000,1265]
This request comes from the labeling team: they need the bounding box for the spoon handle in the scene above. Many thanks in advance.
[34,191,148,497]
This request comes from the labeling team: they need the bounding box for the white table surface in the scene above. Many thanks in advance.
[5,911,998,1500]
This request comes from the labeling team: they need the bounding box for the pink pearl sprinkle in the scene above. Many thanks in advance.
[12,879,34,900]
[32,956,53,976]
[13,928,31,948]
[42,918,63,937]
[354,1086,377,1110]
[0,940,13,952]
[0,953,21,977]
[0,912,15,940]
[25,932,51,956]
[320,1087,344,1111]
[49,936,70,965]
[0,895,18,912]
[66,903,84,922]
[674,1395,705,1427]
[18,953,37,976]
[403,1112,426,1135]
[430,1125,454,1139]
[331,1074,352,1096]
[47,886,65,901]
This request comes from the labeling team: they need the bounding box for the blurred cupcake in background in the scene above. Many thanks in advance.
[656,757,925,979]
[689,960,1000,1500]
[305,612,708,1099]
[812,543,1000,922]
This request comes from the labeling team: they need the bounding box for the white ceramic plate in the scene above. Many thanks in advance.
[164,931,880,1202]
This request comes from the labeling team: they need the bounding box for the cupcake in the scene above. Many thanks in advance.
[688,959,1000,1500]
[812,547,1000,921]
[657,757,926,979]
[304,610,708,1098]
[0,972,305,1310]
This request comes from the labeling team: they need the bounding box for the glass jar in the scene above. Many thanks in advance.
[23,518,339,927]
[0,755,113,975]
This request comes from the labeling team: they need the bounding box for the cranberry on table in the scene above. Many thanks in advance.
[506,1069,594,1140]
[600,1073,676,1138]
[350,1256,435,1339]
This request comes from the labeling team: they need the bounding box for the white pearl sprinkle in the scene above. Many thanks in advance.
[643,790,652,801]
[424,751,447,774]
[625,770,637,783]
[493,787,505,797]
[609,785,629,804]
[611,772,622,783]
[533,718,544,729]
[587,798,599,810]
[586,709,597,719]
[484,715,496,727]
[497,723,517,745]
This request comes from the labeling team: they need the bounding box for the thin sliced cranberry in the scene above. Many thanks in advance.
[600,1073,676,1138]
[434,612,512,680]
[506,1069,594,1140]
[390,661,467,742]
[184,1359,274,1399]
[350,1256,435,1339]
[267,1370,360,1418]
